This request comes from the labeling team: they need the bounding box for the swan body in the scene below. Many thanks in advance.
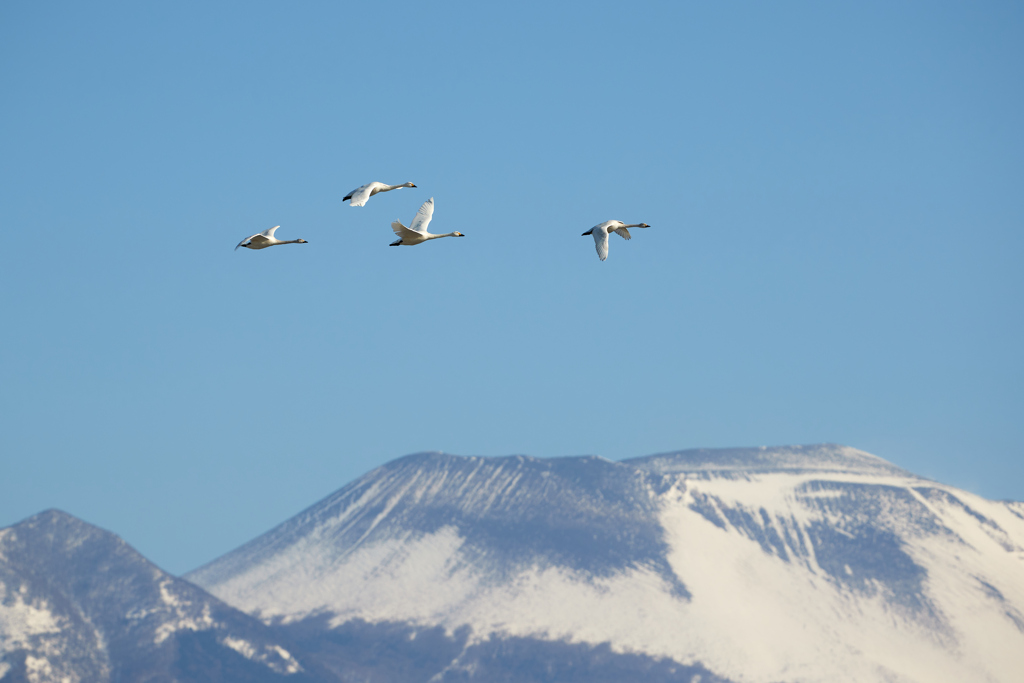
[344,181,416,207]
[581,220,650,261]
[389,197,464,246]
[235,226,308,251]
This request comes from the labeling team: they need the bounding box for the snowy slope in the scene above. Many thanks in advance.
[0,510,317,683]
[188,445,1024,683]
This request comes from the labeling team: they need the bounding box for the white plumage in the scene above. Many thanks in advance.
[235,226,308,251]
[343,181,417,207]
[389,198,465,246]
[581,221,650,261]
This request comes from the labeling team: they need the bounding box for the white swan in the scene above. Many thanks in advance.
[581,220,650,261]
[389,198,464,246]
[343,181,417,207]
[235,226,308,251]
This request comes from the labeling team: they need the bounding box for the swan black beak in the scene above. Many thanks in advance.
[582,229,593,236]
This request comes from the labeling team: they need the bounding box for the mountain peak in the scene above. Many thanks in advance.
[0,509,133,569]
[187,448,672,597]
[14,507,94,530]
[0,511,314,681]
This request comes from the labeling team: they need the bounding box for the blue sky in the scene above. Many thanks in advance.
[1,1,1021,575]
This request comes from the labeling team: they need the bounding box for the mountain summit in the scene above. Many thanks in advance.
[0,509,318,682]
[187,444,1024,683]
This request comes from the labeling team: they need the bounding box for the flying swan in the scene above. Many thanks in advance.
[235,226,308,251]
[582,221,650,261]
[343,181,417,207]
[389,198,464,246]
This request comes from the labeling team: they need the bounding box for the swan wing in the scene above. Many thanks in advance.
[235,233,258,250]
[347,183,376,207]
[613,227,632,240]
[408,197,435,234]
[391,220,421,240]
[260,225,281,239]
[593,228,609,261]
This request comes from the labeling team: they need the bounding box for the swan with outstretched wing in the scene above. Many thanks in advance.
[581,220,650,261]
[235,226,308,251]
[389,198,464,246]
[343,181,417,207]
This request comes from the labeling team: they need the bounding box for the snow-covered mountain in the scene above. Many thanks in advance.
[0,510,320,683]
[187,444,1024,683]
[4,446,1022,682]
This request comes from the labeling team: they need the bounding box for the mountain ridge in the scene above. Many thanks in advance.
[624,442,916,476]
[186,443,915,584]
[0,508,322,682]
[186,449,685,600]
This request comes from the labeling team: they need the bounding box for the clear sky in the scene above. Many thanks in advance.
[1,1,1021,575]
